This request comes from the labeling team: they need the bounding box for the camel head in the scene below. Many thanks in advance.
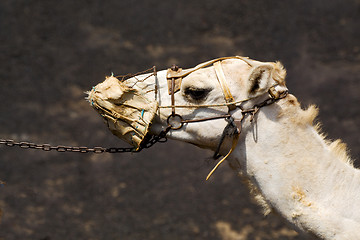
[88,56,288,153]
[88,57,360,238]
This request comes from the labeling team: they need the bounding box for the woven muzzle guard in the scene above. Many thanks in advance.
[89,76,158,150]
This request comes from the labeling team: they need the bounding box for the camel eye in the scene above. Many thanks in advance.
[184,87,211,101]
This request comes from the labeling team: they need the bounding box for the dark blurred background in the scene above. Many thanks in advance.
[0,0,359,239]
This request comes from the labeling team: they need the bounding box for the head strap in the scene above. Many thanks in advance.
[166,56,252,94]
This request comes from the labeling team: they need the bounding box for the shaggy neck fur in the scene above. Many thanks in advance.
[228,94,360,239]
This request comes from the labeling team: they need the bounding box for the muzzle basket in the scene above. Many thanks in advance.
[89,76,158,151]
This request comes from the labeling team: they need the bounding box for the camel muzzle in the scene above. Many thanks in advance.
[88,75,158,151]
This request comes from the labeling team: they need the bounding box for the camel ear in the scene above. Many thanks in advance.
[247,64,273,96]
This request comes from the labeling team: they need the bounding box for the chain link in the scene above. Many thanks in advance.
[138,127,170,150]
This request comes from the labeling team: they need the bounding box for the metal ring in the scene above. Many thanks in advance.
[167,114,184,130]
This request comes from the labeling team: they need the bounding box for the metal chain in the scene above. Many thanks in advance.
[138,127,170,149]
[0,139,136,154]
[0,127,171,154]
[242,90,289,122]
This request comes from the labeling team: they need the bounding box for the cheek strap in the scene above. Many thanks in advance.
[213,61,236,111]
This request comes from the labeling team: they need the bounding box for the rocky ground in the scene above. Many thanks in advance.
[0,0,359,239]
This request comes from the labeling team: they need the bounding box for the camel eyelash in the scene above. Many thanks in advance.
[184,87,211,101]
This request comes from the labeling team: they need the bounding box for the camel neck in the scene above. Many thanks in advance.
[230,99,360,239]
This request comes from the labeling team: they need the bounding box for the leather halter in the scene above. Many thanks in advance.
[166,56,251,130]
[163,56,288,180]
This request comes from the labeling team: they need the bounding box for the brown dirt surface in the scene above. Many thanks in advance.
[0,1,359,239]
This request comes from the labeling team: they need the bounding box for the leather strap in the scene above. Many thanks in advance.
[166,56,252,94]
[206,130,240,180]
[171,77,176,116]
[213,61,236,111]
[167,56,251,79]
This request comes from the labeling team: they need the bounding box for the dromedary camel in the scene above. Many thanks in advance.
[88,56,360,239]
